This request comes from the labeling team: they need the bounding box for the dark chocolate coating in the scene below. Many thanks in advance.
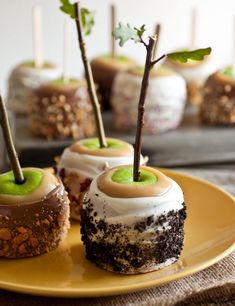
[0,182,70,258]
[90,58,135,110]
[81,197,186,274]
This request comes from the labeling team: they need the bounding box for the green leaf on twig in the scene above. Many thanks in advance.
[167,47,212,63]
[60,0,76,18]
[134,25,146,38]
[59,0,95,35]
[113,23,142,46]
[81,8,95,35]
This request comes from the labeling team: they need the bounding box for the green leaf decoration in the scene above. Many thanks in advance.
[134,25,146,38]
[59,1,95,35]
[60,0,76,19]
[113,23,140,46]
[167,47,212,63]
[223,65,233,76]
[81,8,95,35]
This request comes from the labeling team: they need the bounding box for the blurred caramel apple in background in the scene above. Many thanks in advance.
[90,55,136,110]
[28,78,95,140]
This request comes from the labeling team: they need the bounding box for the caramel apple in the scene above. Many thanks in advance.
[166,50,217,105]
[111,66,186,133]
[0,94,70,259]
[7,61,61,116]
[81,165,186,274]
[28,78,95,140]
[80,21,210,274]
[56,137,146,221]
[90,55,136,110]
[0,168,70,258]
[200,68,235,125]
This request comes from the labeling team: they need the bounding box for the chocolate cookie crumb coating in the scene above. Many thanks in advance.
[0,182,70,258]
[81,197,186,274]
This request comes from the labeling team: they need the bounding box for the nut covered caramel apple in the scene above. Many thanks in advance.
[0,168,70,258]
[28,78,95,140]
[111,66,186,133]
[7,61,61,116]
[200,69,235,125]
[90,55,136,110]
[166,51,216,105]
[81,165,186,274]
[56,137,146,221]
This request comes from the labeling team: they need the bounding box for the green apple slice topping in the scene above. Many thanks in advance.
[82,138,124,150]
[98,166,172,198]
[111,166,157,185]
[104,54,131,63]
[0,169,43,196]
[70,138,133,157]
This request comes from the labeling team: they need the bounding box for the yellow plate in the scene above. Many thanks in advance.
[0,169,234,297]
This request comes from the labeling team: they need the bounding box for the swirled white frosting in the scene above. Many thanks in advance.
[86,175,184,225]
[57,147,145,179]
[7,63,61,114]
[111,70,186,133]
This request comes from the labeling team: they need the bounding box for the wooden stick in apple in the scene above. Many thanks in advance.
[75,2,107,148]
[63,19,71,83]
[191,7,197,50]
[33,5,44,68]
[111,4,116,59]
[60,0,107,148]
[0,94,24,184]
[153,23,161,60]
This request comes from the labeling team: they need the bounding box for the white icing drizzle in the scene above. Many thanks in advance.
[57,147,145,179]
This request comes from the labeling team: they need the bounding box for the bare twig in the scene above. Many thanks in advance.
[111,4,116,58]
[133,36,157,181]
[151,53,166,66]
[0,95,24,184]
[153,23,161,60]
[75,2,107,148]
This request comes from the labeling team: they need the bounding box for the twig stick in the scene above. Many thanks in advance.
[0,95,24,184]
[63,19,71,83]
[153,23,161,60]
[111,4,116,58]
[75,2,107,148]
[191,7,197,49]
[33,6,43,68]
[133,36,157,181]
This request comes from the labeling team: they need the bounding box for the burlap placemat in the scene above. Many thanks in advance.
[0,169,234,306]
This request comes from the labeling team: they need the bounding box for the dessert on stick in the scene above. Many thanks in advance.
[58,1,145,220]
[111,24,187,133]
[0,94,70,258]
[166,8,216,105]
[90,4,135,110]
[7,6,61,116]
[200,18,235,125]
[28,20,95,140]
[81,23,211,274]
[200,66,235,125]
[111,66,186,133]
[28,78,95,140]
